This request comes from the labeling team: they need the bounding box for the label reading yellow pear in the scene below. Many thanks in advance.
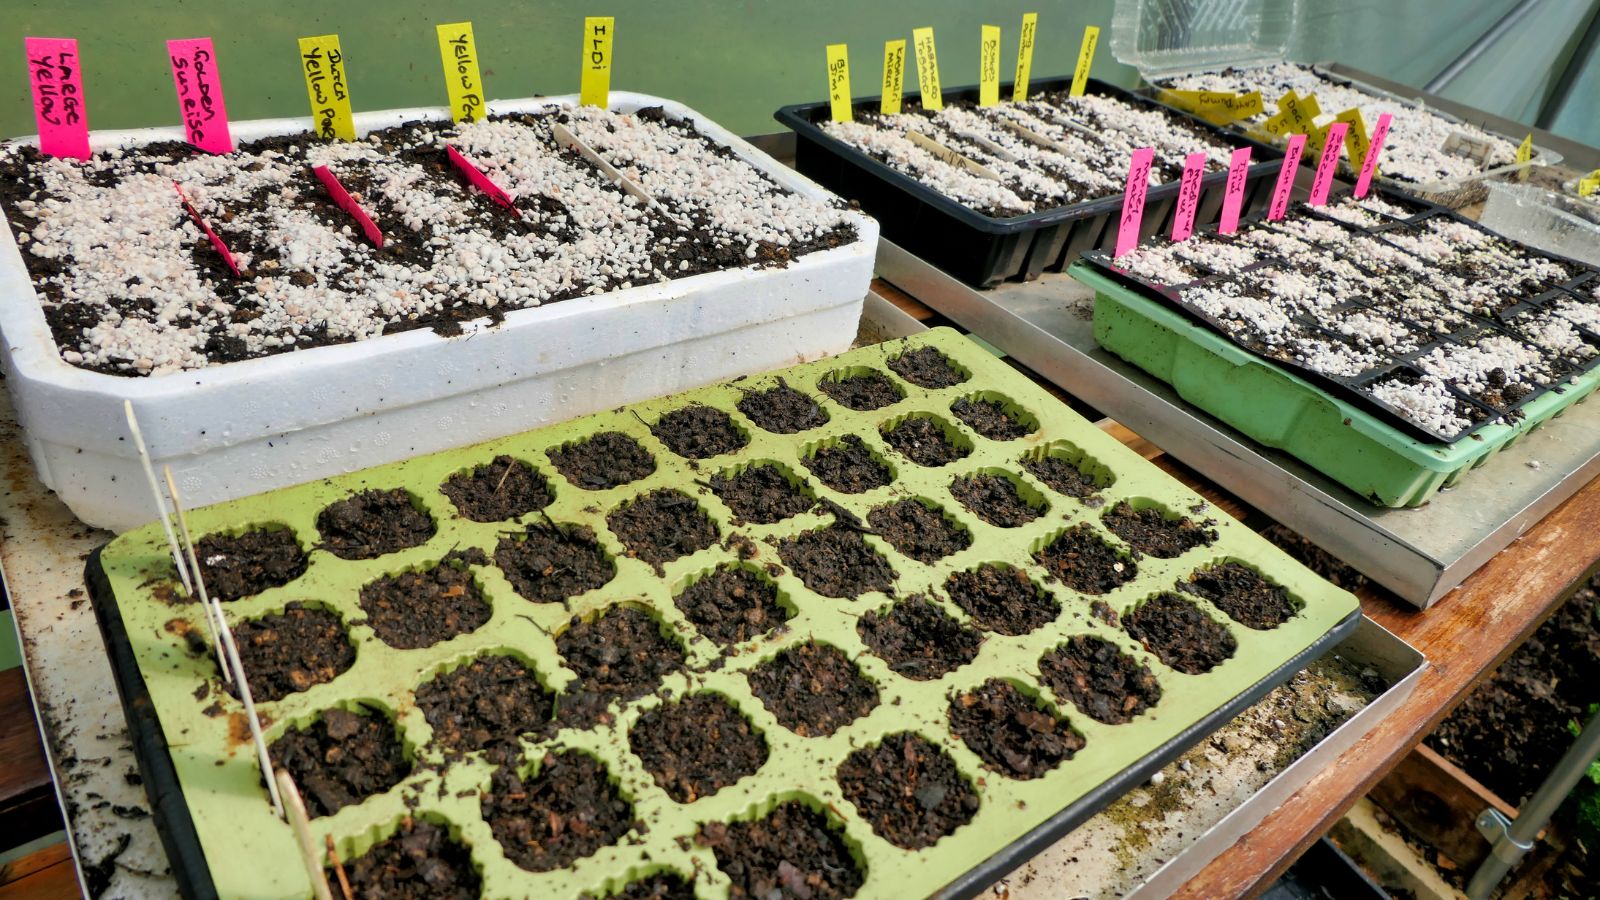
[436,22,484,123]
[580,17,614,108]
[1070,25,1099,97]
[881,39,905,115]
[978,25,1001,106]
[825,44,851,122]
[1014,13,1037,102]
[912,27,941,111]
[298,34,354,140]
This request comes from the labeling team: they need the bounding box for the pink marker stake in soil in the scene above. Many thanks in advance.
[1169,151,1207,242]
[1114,147,1155,258]
[174,183,241,277]
[1218,146,1253,234]
[313,166,384,248]
[167,38,232,154]
[445,145,521,217]
[1309,122,1348,207]
[1354,113,1393,199]
[1268,134,1308,221]
[25,37,90,160]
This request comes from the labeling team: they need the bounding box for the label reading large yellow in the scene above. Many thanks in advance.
[881,39,906,116]
[580,17,614,108]
[1013,13,1037,102]
[1335,107,1370,169]
[298,34,354,140]
[436,22,484,123]
[1158,89,1262,125]
[912,27,941,111]
[825,44,851,122]
[978,25,1001,107]
[1070,25,1099,97]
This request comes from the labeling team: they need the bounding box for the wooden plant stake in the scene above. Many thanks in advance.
[276,770,334,900]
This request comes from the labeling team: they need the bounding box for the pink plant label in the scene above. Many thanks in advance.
[1169,151,1207,242]
[445,145,521,216]
[1308,122,1348,206]
[1218,146,1253,234]
[1114,147,1155,258]
[25,37,90,160]
[173,183,240,277]
[167,38,232,154]
[1354,112,1393,199]
[1268,133,1308,221]
[312,165,384,247]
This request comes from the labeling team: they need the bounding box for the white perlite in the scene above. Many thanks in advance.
[1370,372,1470,435]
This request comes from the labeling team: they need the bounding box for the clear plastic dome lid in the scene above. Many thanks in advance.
[1110,0,1301,79]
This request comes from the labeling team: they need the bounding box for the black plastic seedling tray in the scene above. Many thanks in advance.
[776,76,1287,288]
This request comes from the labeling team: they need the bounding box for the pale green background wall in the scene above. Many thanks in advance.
[1,0,1596,147]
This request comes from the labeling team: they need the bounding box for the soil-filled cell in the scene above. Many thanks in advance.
[950,396,1036,441]
[888,346,969,389]
[1180,562,1301,630]
[330,818,480,900]
[650,404,749,460]
[317,488,436,560]
[801,435,893,494]
[483,752,635,872]
[949,472,1046,528]
[1038,634,1162,725]
[746,642,879,737]
[736,379,830,434]
[880,415,972,468]
[866,498,972,564]
[1032,524,1138,595]
[232,602,355,702]
[590,873,697,899]
[548,432,657,490]
[857,596,982,681]
[817,369,905,411]
[415,654,557,753]
[697,801,865,899]
[707,463,816,525]
[1125,592,1238,675]
[606,489,720,572]
[1102,500,1217,559]
[945,564,1059,636]
[673,565,792,646]
[194,527,307,601]
[777,525,896,599]
[629,693,768,803]
[270,706,410,817]
[1021,446,1112,501]
[440,455,555,523]
[949,679,1084,780]
[837,732,979,850]
[555,606,687,728]
[358,551,491,650]
[493,524,616,604]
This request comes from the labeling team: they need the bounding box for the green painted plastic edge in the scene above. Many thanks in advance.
[1072,264,1600,508]
[95,327,1359,899]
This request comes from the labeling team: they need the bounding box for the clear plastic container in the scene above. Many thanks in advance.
[1479,181,1600,268]
[1110,0,1300,79]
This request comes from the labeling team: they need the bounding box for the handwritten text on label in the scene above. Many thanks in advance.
[826,44,851,122]
[1219,146,1252,234]
[1115,146,1154,258]
[1013,13,1037,102]
[1070,25,1098,97]
[580,17,614,108]
[912,27,941,111]
[298,35,354,141]
[978,25,1000,107]
[167,39,232,154]
[1354,113,1392,199]
[881,40,905,116]
[1309,122,1348,206]
[1170,152,1207,242]
[436,23,484,123]
[1268,134,1308,221]
[25,37,90,160]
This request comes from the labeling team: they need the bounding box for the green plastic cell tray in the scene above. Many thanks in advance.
[1074,265,1600,508]
[88,328,1359,899]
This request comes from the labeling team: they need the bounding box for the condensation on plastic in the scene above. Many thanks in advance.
[1110,0,1301,79]
[1480,181,1600,268]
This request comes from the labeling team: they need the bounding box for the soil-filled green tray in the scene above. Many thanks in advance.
[88,328,1358,899]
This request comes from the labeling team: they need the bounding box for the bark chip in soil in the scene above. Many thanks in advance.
[440,455,554,522]
[548,431,657,490]
[866,498,972,564]
[1179,562,1300,630]
[801,434,893,494]
[696,801,865,899]
[949,472,1045,528]
[232,601,355,702]
[673,565,792,646]
[736,378,830,434]
[606,488,720,572]
[857,595,982,681]
[316,488,437,560]
[707,463,816,525]
[950,396,1036,441]
[817,369,905,411]
[357,550,491,650]
[945,564,1059,635]
[746,641,880,737]
[888,346,968,389]
[414,654,557,752]
[1101,500,1217,559]
[193,526,307,600]
[949,679,1084,779]
[836,731,979,850]
[1032,524,1138,595]
[483,751,635,873]
[493,523,616,604]
[881,415,971,467]
[776,524,897,599]
[651,404,749,459]
[555,605,687,728]
[330,818,480,900]
[1038,634,1162,725]
[629,693,769,803]
[1125,592,1238,675]
[269,706,411,817]
[1021,451,1108,500]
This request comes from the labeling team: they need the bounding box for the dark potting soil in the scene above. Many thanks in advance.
[555,605,687,728]
[881,416,970,467]
[1021,453,1107,500]
[414,654,557,753]
[746,642,880,737]
[949,472,1044,528]
[440,455,554,523]
[836,731,979,850]
[696,801,864,899]
[950,397,1034,441]
[857,595,981,681]
[483,752,635,873]
[1259,523,1370,592]
[945,564,1059,636]
[331,818,481,900]
[776,525,897,599]
[232,602,355,702]
[887,346,968,389]
[801,435,892,494]
[1101,501,1217,559]
[866,499,971,564]
[606,488,720,572]
[949,679,1084,780]
[736,378,830,434]
[548,431,657,491]
[193,527,307,601]
[1125,593,1237,675]
[1038,634,1162,725]
[585,872,697,900]
[817,370,904,411]
[357,551,491,649]
[628,693,769,803]
[269,706,411,817]
[1179,562,1299,630]
[316,488,437,560]
[673,565,791,646]
[493,523,615,604]
[707,463,815,525]
[651,404,749,460]
[1032,524,1138,595]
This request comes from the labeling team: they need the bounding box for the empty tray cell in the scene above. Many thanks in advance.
[1179,561,1303,631]
[736,378,830,434]
[817,366,905,411]
[837,731,979,850]
[949,393,1038,441]
[887,345,970,389]
[707,461,817,525]
[697,800,866,899]
[548,431,657,491]
[317,488,436,560]
[1020,442,1115,503]
[1037,634,1162,725]
[945,563,1060,636]
[948,678,1084,779]
[232,601,356,702]
[494,523,616,604]
[606,489,720,572]
[555,605,686,729]
[193,524,307,601]
[1124,592,1239,675]
[1032,524,1138,594]
[866,497,972,564]
[800,434,894,494]
[746,641,880,737]
[332,817,481,899]
[858,595,982,681]
[483,750,634,872]
[1101,499,1218,560]
[950,469,1048,528]
[672,564,793,647]
[629,692,768,803]
[358,552,491,650]
[270,704,411,817]
[777,524,897,599]
[649,404,750,460]
[880,413,974,468]
[415,652,558,752]
[440,455,555,523]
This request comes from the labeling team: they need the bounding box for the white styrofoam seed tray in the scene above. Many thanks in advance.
[0,92,878,532]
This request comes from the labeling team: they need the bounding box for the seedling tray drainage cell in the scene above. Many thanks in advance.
[89,329,1358,899]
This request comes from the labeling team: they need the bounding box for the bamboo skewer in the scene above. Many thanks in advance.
[276,770,334,900]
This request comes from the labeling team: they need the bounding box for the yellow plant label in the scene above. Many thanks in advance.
[1013,13,1037,102]
[826,44,851,122]
[436,22,484,123]
[913,27,941,110]
[1070,25,1099,97]
[298,34,354,140]
[1579,169,1600,198]
[1335,107,1369,169]
[881,39,906,115]
[978,25,1001,106]
[580,16,614,108]
[1157,88,1263,125]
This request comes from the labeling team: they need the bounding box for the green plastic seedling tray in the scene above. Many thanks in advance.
[88,328,1359,899]
[1074,265,1600,508]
